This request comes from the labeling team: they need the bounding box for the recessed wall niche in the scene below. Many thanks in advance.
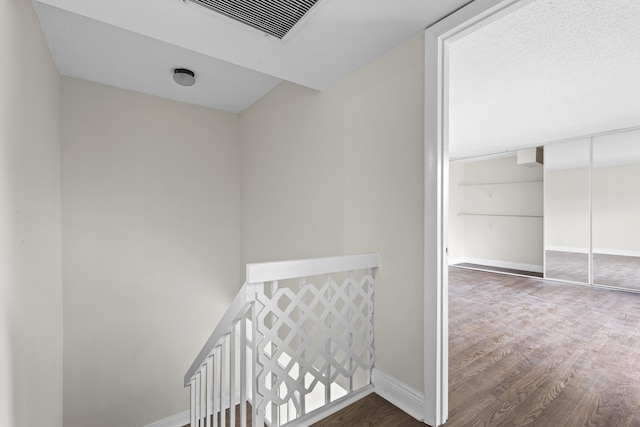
[449,153,544,275]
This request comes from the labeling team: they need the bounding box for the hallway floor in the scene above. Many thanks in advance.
[311,393,423,427]
[446,267,640,426]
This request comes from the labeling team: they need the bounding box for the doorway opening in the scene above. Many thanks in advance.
[425,0,640,424]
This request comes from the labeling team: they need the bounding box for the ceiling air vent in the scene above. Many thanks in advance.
[185,0,322,39]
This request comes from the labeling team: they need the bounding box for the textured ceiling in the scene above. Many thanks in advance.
[449,0,640,159]
[33,0,470,113]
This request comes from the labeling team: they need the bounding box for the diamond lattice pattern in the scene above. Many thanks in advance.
[253,271,374,417]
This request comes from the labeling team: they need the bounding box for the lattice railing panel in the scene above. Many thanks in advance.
[253,270,374,424]
[185,253,378,427]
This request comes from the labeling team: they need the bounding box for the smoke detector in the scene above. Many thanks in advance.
[173,68,196,87]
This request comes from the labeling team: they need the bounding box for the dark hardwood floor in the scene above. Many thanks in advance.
[446,266,640,426]
[311,393,424,427]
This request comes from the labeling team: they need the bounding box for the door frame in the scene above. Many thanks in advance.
[423,0,534,424]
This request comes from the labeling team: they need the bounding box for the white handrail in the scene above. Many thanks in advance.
[184,283,255,386]
[246,252,379,284]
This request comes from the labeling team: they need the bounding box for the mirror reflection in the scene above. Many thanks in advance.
[592,130,640,290]
[544,139,591,283]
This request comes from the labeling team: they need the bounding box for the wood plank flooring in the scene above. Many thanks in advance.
[446,267,640,426]
[311,393,424,427]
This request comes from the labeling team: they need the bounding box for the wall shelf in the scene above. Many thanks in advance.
[458,213,543,218]
[459,179,543,186]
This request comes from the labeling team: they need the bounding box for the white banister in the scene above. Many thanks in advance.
[240,317,247,427]
[185,253,379,426]
[220,338,226,427]
[213,350,219,427]
[205,357,212,427]
[194,374,200,427]
[190,378,195,427]
[184,284,256,386]
[246,253,379,284]
[229,326,236,427]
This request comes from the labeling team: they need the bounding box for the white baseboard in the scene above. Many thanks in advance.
[371,368,425,424]
[457,257,543,273]
[143,409,189,427]
[592,248,640,258]
[544,246,640,257]
[545,245,589,254]
[448,257,465,266]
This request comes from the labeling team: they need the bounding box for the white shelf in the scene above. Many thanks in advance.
[459,179,543,186]
[458,213,543,218]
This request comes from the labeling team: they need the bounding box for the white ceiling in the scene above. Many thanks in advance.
[33,0,470,113]
[449,0,640,159]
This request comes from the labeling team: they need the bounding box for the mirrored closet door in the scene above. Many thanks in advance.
[544,127,640,292]
[592,130,640,290]
[544,139,591,284]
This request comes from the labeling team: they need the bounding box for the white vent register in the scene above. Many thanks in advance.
[183,0,323,39]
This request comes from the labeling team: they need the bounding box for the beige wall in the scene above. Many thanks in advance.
[240,83,344,262]
[241,34,425,392]
[61,79,242,427]
[0,10,428,425]
[0,0,63,426]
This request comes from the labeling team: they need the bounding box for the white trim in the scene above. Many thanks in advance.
[424,23,447,427]
[593,248,640,258]
[589,137,594,284]
[448,257,466,266]
[372,368,426,424]
[544,246,640,258]
[459,257,543,273]
[246,253,379,284]
[425,1,534,425]
[143,410,190,427]
[545,245,590,254]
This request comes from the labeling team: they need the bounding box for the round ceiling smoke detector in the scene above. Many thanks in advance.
[173,68,196,87]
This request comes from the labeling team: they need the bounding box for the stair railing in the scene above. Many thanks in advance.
[184,253,379,426]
